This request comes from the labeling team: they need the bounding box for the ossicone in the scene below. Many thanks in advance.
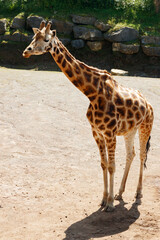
[52,30,56,37]
[39,20,46,30]
[45,21,52,34]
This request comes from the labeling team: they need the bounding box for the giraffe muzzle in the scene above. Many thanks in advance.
[22,51,31,58]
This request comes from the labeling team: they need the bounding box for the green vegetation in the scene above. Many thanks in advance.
[0,0,160,36]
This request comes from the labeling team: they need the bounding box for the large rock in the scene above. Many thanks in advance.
[141,36,160,45]
[0,19,7,35]
[142,45,160,57]
[26,16,44,29]
[71,15,96,25]
[3,32,33,42]
[71,39,85,49]
[141,36,160,57]
[11,15,25,29]
[104,27,139,42]
[60,38,71,46]
[94,20,111,32]
[112,42,140,54]
[87,41,103,51]
[51,19,74,34]
[73,26,103,41]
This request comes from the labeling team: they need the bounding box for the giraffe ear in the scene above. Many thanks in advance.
[32,28,40,34]
[52,30,56,37]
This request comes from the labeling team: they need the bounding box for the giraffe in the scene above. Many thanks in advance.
[23,21,154,211]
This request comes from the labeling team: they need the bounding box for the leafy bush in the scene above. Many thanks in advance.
[0,0,154,13]
[114,0,153,11]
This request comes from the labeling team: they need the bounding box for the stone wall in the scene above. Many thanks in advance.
[0,14,160,57]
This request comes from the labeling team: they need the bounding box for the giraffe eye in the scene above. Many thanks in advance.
[44,39,49,42]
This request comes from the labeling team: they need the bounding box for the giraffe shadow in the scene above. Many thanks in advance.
[63,199,141,240]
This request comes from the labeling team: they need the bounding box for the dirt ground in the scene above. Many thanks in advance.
[0,68,159,240]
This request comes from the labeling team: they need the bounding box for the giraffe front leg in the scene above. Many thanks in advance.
[104,137,116,212]
[92,128,108,207]
[101,162,108,207]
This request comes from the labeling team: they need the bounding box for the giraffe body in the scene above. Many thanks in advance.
[23,22,154,211]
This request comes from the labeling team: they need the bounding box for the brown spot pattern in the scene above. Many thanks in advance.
[114,93,124,106]
[135,111,141,121]
[62,59,66,68]
[65,53,73,63]
[93,77,99,88]
[140,105,145,115]
[95,119,102,125]
[113,126,117,134]
[72,80,78,87]
[83,71,92,82]
[65,68,73,78]
[74,64,81,74]
[104,116,110,123]
[128,120,135,129]
[92,131,97,137]
[105,130,111,138]
[126,99,133,107]
[95,111,103,118]
[127,109,133,119]
[99,124,105,130]
[84,85,96,96]
[107,119,116,129]
[59,47,64,52]
[98,96,106,111]
[117,107,126,118]
[86,111,93,122]
[106,102,115,117]
[105,85,113,100]
[101,75,107,81]
[132,106,138,111]
[77,76,84,86]
[57,54,63,64]
[98,82,104,94]
[56,48,59,54]
[89,96,96,101]
[134,100,139,106]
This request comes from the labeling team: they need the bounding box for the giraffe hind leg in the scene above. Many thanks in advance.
[115,129,137,200]
[136,116,153,199]
[144,135,151,169]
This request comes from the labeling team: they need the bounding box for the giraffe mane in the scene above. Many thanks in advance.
[57,37,112,78]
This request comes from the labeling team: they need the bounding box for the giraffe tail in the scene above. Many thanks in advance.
[144,136,151,169]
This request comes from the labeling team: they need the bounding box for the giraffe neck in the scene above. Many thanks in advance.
[49,37,111,101]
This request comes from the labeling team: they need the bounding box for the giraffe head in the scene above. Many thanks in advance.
[23,21,56,58]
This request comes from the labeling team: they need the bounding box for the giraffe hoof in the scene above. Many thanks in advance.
[115,194,123,200]
[135,192,143,199]
[104,205,115,212]
[101,199,107,207]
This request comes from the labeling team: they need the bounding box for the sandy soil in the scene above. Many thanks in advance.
[0,68,159,240]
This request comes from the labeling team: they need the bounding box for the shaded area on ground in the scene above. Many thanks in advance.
[64,199,141,240]
[0,41,160,77]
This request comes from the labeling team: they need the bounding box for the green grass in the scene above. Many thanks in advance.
[0,2,160,36]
